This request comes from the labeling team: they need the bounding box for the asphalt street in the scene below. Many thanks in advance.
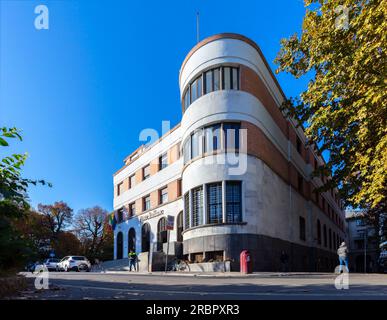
[13,271,387,300]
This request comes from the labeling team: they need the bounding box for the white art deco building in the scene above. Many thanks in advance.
[113,33,347,271]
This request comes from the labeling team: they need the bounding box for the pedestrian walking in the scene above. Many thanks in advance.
[337,241,349,273]
[128,250,137,272]
[280,251,289,272]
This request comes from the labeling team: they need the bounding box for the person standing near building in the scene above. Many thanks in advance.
[128,250,137,272]
[337,242,349,273]
[280,251,289,272]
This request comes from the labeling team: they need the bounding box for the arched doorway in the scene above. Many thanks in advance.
[128,228,136,252]
[141,223,151,252]
[177,211,183,242]
[116,232,123,259]
[157,217,167,251]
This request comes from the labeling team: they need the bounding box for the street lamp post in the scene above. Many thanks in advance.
[364,226,368,273]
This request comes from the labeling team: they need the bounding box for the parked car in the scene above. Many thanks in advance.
[56,256,91,272]
[44,258,61,271]
[25,261,45,273]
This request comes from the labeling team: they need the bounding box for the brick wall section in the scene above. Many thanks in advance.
[150,190,159,208]
[168,180,181,202]
[242,121,289,184]
[240,65,288,137]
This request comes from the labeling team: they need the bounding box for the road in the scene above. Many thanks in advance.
[16,271,387,300]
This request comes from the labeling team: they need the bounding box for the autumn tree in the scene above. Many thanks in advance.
[74,206,111,260]
[37,201,73,240]
[275,0,386,214]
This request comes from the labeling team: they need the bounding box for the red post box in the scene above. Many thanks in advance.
[240,250,252,274]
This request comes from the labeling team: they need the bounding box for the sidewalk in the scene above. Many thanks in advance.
[99,270,341,278]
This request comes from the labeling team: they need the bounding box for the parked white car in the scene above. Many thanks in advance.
[44,258,61,271]
[56,256,91,272]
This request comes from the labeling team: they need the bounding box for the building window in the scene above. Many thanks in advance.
[223,123,240,150]
[299,216,306,241]
[207,183,223,224]
[222,66,239,90]
[191,129,204,159]
[183,88,190,111]
[296,136,302,155]
[184,192,190,229]
[159,187,168,205]
[333,231,336,249]
[117,182,123,196]
[329,228,332,249]
[129,202,135,218]
[205,69,213,94]
[117,208,124,223]
[177,179,182,197]
[143,195,151,211]
[192,186,203,227]
[143,165,150,180]
[226,181,242,223]
[297,173,304,194]
[157,217,168,251]
[317,219,322,245]
[159,152,168,171]
[183,138,191,164]
[129,174,136,189]
[204,124,221,153]
[183,66,238,112]
[176,212,183,242]
[141,223,151,252]
[323,224,327,247]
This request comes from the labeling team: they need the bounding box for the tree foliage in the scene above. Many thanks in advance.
[74,206,111,261]
[38,201,73,239]
[275,0,386,211]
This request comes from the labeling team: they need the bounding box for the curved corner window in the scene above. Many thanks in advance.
[182,66,239,113]
[183,122,240,164]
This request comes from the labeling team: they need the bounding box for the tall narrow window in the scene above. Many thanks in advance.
[213,68,220,91]
[183,138,191,164]
[223,123,240,150]
[317,219,322,245]
[192,186,203,227]
[184,88,190,111]
[197,76,202,99]
[159,152,168,171]
[129,202,136,218]
[223,67,231,90]
[117,182,123,196]
[205,70,213,94]
[232,67,239,90]
[143,165,150,180]
[226,181,242,223]
[323,224,327,247]
[329,228,332,249]
[204,124,221,153]
[207,183,223,224]
[129,174,136,189]
[191,79,198,103]
[159,186,168,204]
[299,216,306,241]
[296,136,302,154]
[191,129,203,159]
[184,193,190,229]
[297,173,304,194]
[143,195,151,211]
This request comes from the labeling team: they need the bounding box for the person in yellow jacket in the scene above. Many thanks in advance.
[128,250,137,271]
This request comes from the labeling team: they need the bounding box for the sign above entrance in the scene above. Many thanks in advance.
[166,215,174,230]
[139,209,164,222]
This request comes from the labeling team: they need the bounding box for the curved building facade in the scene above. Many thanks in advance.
[113,34,347,271]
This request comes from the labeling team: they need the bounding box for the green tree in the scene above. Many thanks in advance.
[0,127,50,270]
[275,0,386,212]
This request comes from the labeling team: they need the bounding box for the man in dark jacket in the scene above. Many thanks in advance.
[280,251,289,272]
[337,242,349,273]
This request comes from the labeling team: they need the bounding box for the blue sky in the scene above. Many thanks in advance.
[0,0,311,214]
